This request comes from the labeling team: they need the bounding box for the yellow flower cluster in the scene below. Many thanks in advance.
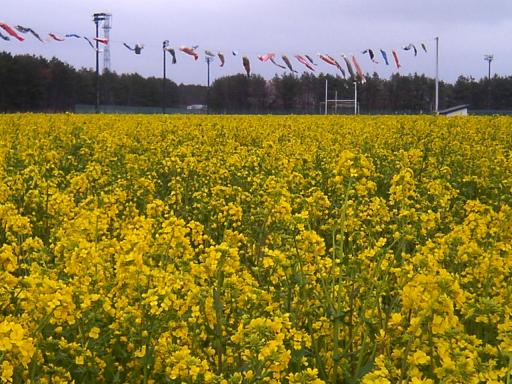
[0,114,511,383]
[0,321,35,382]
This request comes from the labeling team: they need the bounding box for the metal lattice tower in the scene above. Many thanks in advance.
[102,13,112,73]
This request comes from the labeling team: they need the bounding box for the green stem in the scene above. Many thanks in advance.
[213,250,226,374]
[507,354,512,384]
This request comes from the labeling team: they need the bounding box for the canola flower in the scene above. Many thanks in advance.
[0,114,511,383]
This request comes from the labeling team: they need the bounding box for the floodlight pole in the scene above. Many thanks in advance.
[163,40,168,114]
[484,54,494,79]
[206,56,214,114]
[206,57,213,88]
[435,36,439,114]
[484,54,494,108]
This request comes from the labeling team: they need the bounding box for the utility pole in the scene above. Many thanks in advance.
[162,40,169,114]
[435,36,439,114]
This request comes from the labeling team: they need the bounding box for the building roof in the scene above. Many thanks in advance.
[438,104,470,115]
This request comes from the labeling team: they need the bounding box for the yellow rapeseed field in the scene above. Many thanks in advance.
[0,114,511,383]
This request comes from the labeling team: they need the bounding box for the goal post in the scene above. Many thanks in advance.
[319,99,359,115]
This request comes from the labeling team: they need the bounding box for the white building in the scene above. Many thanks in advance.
[186,104,207,111]
[438,104,469,116]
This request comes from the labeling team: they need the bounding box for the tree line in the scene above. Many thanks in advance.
[0,52,200,112]
[1,51,511,113]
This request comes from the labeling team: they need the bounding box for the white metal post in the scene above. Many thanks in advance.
[324,79,328,115]
[353,81,358,115]
[435,36,439,114]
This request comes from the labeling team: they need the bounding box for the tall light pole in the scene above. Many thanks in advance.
[206,56,214,88]
[484,54,494,109]
[162,40,169,114]
[484,54,494,79]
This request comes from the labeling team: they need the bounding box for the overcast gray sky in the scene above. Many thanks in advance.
[2,0,511,85]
